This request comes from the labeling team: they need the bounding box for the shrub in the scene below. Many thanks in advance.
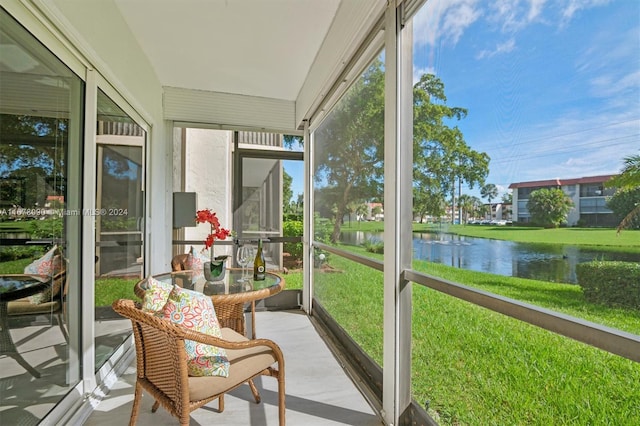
[362,237,384,254]
[283,219,303,259]
[314,215,333,244]
[283,213,303,222]
[29,217,63,239]
[576,261,640,310]
[0,245,40,262]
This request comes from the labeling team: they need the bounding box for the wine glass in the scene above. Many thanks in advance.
[243,246,255,280]
[236,246,249,282]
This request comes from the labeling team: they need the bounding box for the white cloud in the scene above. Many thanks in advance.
[590,70,640,98]
[487,0,548,32]
[476,38,516,59]
[561,0,612,24]
[414,0,615,49]
[482,112,638,184]
[413,0,481,48]
[528,0,547,21]
[413,65,435,85]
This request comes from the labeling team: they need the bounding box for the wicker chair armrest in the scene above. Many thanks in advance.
[180,326,283,354]
[112,299,284,358]
[133,279,146,300]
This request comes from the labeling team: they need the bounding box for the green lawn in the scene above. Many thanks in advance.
[419,223,640,250]
[314,249,640,425]
[95,277,139,306]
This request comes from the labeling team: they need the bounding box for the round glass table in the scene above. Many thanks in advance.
[135,269,284,338]
[1,274,50,378]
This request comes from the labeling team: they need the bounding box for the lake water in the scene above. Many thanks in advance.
[339,231,639,284]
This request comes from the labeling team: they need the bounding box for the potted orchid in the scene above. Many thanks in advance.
[195,208,231,281]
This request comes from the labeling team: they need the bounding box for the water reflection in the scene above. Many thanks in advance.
[340,231,639,284]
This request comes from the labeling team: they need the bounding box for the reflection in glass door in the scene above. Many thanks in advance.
[0,7,83,423]
[234,157,283,269]
[233,133,304,272]
[94,90,145,370]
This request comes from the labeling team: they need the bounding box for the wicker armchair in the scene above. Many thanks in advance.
[6,270,69,342]
[112,299,285,426]
[170,253,190,271]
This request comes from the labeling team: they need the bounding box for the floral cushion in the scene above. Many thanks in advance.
[162,286,229,377]
[141,276,173,313]
[26,246,66,304]
[185,246,208,280]
[24,245,64,281]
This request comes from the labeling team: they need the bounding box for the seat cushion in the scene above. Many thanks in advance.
[7,298,61,315]
[162,286,230,377]
[188,328,277,402]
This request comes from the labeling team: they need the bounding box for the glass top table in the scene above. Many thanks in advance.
[135,269,285,338]
[1,274,50,378]
[0,274,50,301]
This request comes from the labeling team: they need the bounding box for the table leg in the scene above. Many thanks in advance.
[0,302,41,378]
[251,300,256,339]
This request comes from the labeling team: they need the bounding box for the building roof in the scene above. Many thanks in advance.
[508,174,616,189]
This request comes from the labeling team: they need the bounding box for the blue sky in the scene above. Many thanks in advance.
[285,0,639,202]
[413,0,639,200]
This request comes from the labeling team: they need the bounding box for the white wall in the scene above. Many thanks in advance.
[183,129,234,259]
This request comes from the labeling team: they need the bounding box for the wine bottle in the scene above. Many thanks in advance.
[253,238,266,281]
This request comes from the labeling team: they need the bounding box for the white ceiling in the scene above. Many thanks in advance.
[114,0,342,102]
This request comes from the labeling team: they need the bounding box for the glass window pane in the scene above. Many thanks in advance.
[94,89,145,371]
[312,52,385,364]
[235,156,283,268]
[282,156,304,272]
[410,1,639,423]
[0,7,83,422]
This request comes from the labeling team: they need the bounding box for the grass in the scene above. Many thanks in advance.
[343,221,640,251]
[314,245,640,425]
[0,258,31,274]
[0,221,32,232]
[415,223,640,251]
[95,277,139,306]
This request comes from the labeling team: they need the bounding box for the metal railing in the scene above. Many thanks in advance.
[313,242,640,362]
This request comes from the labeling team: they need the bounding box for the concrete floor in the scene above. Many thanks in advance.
[84,310,383,425]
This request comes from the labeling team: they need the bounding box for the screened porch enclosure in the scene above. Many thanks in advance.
[1,1,638,425]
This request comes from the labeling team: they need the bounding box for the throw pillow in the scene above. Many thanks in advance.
[24,245,63,281]
[162,286,229,377]
[141,276,174,313]
[26,246,66,304]
[186,246,209,280]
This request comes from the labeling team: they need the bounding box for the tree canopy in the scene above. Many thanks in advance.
[313,60,385,242]
[413,74,489,222]
[313,60,489,240]
[606,153,640,232]
[527,188,573,228]
[0,114,68,208]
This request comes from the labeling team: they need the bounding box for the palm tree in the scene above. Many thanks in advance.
[606,154,640,233]
[458,194,474,224]
[355,203,369,228]
[480,183,498,220]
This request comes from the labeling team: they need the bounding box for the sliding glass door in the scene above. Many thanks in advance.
[94,89,145,370]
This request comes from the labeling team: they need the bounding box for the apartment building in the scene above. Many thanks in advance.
[509,175,617,227]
